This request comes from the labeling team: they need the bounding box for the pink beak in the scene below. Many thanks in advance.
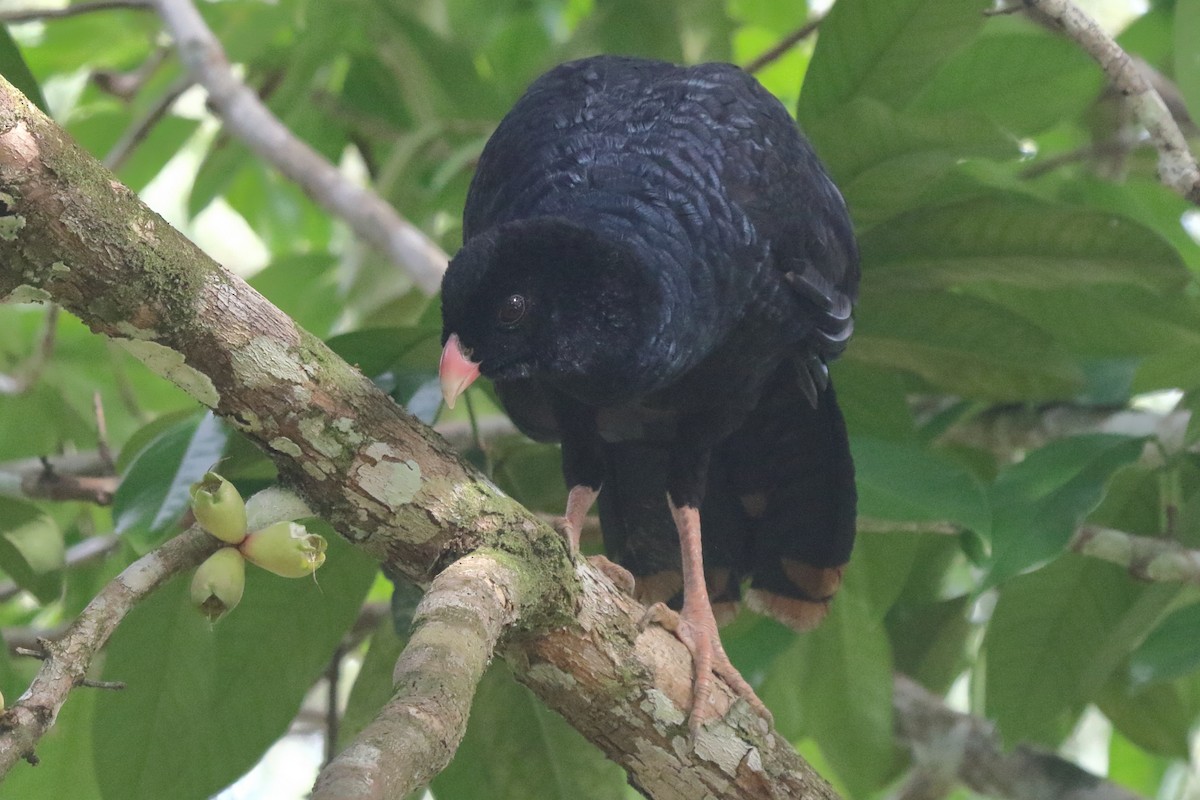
[439,333,481,409]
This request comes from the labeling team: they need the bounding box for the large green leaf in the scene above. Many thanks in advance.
[986,434,1145,585]
[984,556,1170,747]
[1107,730,1171,797]
[910,29,1102,135]
[859,196,1188,292]
[431,662,627,800]
[797,0,986,123]
[887,595,974,695]
[112,413,230,553]
[1175,0,1200,125]
[0,496,63,604]
[1128,603,1200,688]
[760,571,896,797]
[1099,676,1197,762]
[968,283,1200,361]
[0,26,47,113]
[1,683,101,800]
[852,438,989,534]
[850,289,1082,401]
[92,528,377,800]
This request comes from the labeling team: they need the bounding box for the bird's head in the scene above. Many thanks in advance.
[439,216,660,408]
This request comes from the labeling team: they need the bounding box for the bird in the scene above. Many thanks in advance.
[439,55,859,729]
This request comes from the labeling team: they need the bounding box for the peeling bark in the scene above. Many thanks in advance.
[0,75,836,799]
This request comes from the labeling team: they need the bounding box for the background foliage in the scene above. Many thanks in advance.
[0,0,1198,798]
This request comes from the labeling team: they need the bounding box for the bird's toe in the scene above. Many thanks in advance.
[587,555,636,595]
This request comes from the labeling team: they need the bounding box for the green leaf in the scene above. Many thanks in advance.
[113,413,230,553]
[984,555,1168,746]
[337,616,405,752]
[1175,0,1200,125]
[831,361,916,440]
[2,683,101,799]
[1107,730,1171,797]
[910,30,1102,135]
[491,437,568,514]
[761,570,896,797]
[968,283,1200,362]
[851,437,990,533]
[797,0,986,123]
[0,26,48,113]
[431,662,627,800]
[1098,675,1197,760]
[887,596,974,695]
[987,434,1145,585]
[850,289,1082,401]
[249,253,341,338]
[93,528,377,800]
[1128,603,1200,687]
[860,196,1188,292]
[0,496,63,603]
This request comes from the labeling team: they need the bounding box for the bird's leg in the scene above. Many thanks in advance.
[551,484,636,594]
[643,497,772,731]
[554,484,599,553]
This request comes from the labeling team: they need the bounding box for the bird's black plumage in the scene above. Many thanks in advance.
[440,55,858,725]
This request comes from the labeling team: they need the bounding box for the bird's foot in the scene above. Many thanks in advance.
[586,555,636,595]
[552,485,600,553]
[640,600,773,732]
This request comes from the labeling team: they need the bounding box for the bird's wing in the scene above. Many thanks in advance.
[690,64,860,357]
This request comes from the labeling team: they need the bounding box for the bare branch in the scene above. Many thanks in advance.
[0,0,150,24]
[0,73,837,798]
[893,675,1146,800]
[103,74,194,172]
[1071,525,1200,584]
[743,16,823,75]
[149,0,448,293]
[0,527,216,772]
[1023,0,1200,205]
[314,552,523,800]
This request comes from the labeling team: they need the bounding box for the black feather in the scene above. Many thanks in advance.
[441,55,859,639]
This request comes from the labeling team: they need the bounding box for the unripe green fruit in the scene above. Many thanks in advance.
[239,521,327,578]
[191,547,246,622]
[190,472,248,545]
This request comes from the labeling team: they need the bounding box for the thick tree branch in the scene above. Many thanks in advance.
[150,0,448,293]
[314,551,523,800]
[0,75,836,799]
[1023,0,1200,205]
[893,675,1145,800]
[0,527,217,772]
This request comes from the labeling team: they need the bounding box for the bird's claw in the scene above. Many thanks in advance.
[639,601,773,732]
[587,555,636,595]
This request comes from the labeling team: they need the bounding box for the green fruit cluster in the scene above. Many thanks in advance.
[188,473,327,622]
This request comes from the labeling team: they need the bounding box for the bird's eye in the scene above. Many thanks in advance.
[497,294,527,327]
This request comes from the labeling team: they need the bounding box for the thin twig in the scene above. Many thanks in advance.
[1023,0,1200,205]
[0,0,151,24]
[150,0,448,293]
[0,527,216,774]
[743,16,823,75]
[322,646,342,768]
[91,46,171,102]
[0,304,58,396]
[103,74,194,172]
